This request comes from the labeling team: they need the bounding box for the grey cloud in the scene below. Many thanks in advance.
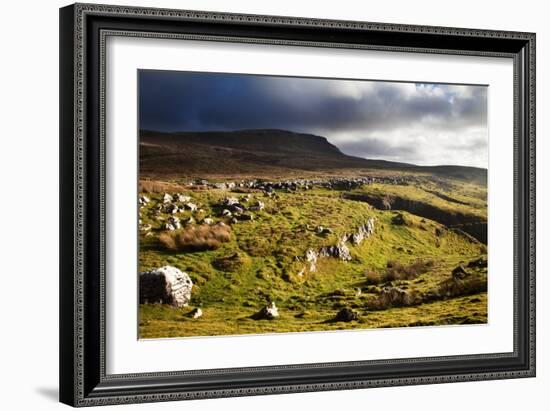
[139,71,488,168]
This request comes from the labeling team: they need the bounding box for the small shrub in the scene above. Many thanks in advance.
[365,259,434,285]
[385,259,434,281]
[365,270,382,285]
[438,275,487,298]
[391,213,407,225]
[159,224,231,251]
[366,287,420,310]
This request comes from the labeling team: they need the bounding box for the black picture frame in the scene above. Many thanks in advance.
[59,3,536,407]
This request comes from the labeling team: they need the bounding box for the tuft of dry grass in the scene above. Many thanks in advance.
[365,259,434,285]
[139,179,187,193]
[437,275,487,299]
[385,259,434,281]
[366,287,421,310]
[364,270,382,285]
[159,224,232,252]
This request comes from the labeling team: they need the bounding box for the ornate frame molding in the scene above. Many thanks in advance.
[60,3,535,407]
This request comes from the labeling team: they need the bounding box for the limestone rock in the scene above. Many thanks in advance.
[173,193,191,203]
[140,266,193,307]
[189,307,203,319]
[320,241,351,261]
[223,196,240,206]
[305,248,318,272]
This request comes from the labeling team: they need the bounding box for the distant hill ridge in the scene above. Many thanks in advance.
[139,129,487,184]
[141,129,346,157]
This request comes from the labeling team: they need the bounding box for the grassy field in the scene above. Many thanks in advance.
[138,175,487,339]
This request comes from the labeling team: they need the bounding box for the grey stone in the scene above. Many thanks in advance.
[140,266,193,307]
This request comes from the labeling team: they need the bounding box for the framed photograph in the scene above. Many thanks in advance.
[59,3,536,407]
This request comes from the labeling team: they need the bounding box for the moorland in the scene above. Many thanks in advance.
[138,129,488,338]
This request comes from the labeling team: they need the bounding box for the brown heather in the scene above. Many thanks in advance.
[159,224,232,252]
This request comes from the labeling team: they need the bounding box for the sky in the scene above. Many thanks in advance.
[139,70,488,168]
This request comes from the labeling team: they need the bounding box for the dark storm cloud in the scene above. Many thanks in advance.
[139,70,488,167]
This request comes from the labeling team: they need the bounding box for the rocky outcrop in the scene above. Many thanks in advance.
[349,217,375,245]
[305,248,318,272]
[140,266,193,307]
[319,241,352,261]
[300,218,375,274]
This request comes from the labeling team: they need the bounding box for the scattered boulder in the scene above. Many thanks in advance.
[223,196,240,206]
[334,307,360,322]
[164,204,179,214]
[188,307,203,319]
[139,266,193,307]
[250,201,265,211]
[185,202,198,212]
[139,195,150,205]
[162,193,173,204]
[167,216,181,229]
[173,193,191,203]
[252,302,279,320]
[221,209,232,217]
[231,205,245,214]
[203,217,214,225]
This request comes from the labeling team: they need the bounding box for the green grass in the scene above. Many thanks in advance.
[348,179,487,220]
[138,178,487,338]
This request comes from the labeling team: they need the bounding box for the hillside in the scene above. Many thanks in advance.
[138,181,487,338]
[139,129,487,184]
[138,128,488,338]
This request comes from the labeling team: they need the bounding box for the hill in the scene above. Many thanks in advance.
[139,129,487,184]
